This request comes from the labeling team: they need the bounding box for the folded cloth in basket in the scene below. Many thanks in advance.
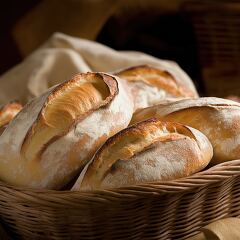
[0,32,196,104]
[187,218,240,240]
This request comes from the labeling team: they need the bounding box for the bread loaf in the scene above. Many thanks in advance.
[0,72,134,189]
[226,95,240,103]
[131,97,240,165]
[115,65,198,110]
[72,118,212,191]
[0,102,22,134]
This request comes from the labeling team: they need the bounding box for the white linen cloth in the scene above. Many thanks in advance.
[0,32,196,104]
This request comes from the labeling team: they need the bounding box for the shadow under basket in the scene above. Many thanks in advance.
[1,160,240,240]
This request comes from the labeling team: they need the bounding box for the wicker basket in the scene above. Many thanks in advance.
[0,159,240,240]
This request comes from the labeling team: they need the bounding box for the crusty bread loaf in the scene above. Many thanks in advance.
[115,65,198,110]
[0,72,134,189]
[226,95,240,103]
[0,102,22,134]
[72,118,212,191]
[131,97,240,165]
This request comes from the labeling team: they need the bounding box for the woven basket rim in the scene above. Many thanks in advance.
[1,159,240,201]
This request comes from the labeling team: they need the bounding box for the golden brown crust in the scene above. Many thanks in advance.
[73,118,212,191]
[115,65,197,98]
[0,72,134,189]
[0,101,22,128]
[131,97,240,125]
[131,97,240,165]
[21,72,118,162]
[90,118,197,169]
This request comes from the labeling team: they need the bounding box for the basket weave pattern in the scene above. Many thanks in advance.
[0,160,240,239]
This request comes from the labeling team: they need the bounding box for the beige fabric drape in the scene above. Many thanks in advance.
[187,218,240,240]
[0,32,196,104]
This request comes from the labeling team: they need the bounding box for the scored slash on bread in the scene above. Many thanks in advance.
[72,118,213,191]
[131,97,240,165]
[115,65,198,110]
[21,73,118,162]
[0,72,134,189]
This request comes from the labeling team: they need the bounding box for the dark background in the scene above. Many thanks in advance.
[1,0,240,96]
[0,0,40,74]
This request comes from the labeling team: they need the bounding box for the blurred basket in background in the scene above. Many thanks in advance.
[183,2,240,97]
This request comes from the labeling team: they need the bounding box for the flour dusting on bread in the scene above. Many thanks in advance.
[0,73,134,189]
[73,119,212,191]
